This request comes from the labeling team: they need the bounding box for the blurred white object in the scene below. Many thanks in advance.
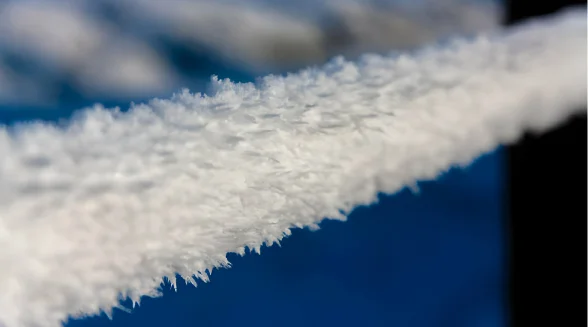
[0,0,502,104]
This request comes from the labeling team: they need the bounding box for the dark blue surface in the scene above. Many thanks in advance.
[62,149,506,327]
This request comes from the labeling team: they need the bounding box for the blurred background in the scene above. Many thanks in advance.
[1,0,510,326]
[0,0,502,120]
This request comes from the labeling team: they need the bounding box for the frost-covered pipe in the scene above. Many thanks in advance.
[0,8,586,327]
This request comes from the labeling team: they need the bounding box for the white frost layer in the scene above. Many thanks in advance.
[0,8,586,327]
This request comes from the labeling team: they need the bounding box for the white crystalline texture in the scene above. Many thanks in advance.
[0,8,586,327]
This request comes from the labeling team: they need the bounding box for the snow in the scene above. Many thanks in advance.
[0,8,585,327]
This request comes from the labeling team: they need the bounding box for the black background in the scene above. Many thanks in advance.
[505,0,587,326]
